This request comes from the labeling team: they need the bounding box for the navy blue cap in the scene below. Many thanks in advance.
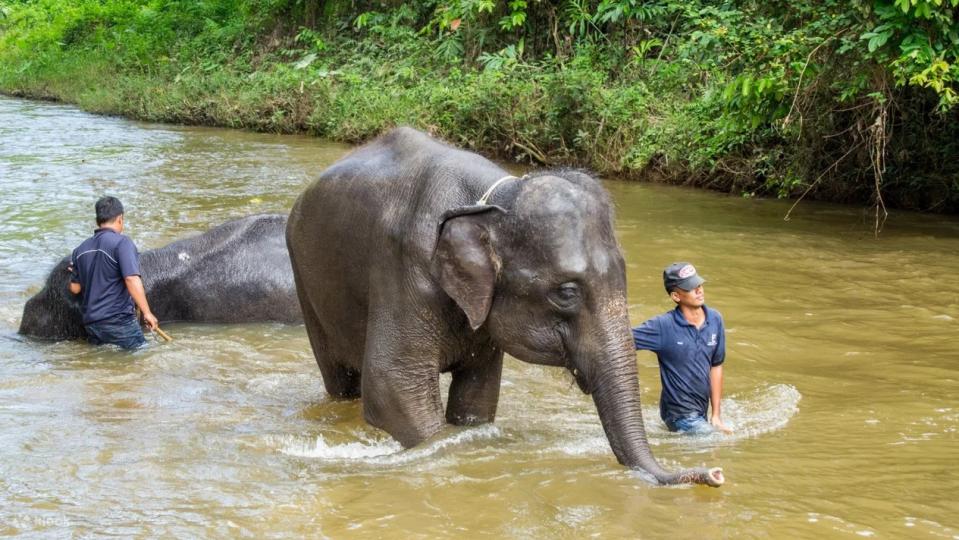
[663,262,705,293]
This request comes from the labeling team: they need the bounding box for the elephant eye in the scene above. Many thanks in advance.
[549,282,582,311]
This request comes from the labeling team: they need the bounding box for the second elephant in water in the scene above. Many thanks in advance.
[287,127,724,487]
[19,213,301,340]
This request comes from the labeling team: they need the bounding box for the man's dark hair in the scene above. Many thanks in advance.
[95,196,124,225]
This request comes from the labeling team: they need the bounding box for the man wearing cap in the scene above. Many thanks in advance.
[68,196,158,349]
[632,262,731,434]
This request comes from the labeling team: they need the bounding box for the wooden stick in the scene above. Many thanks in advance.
[154,326,173,342]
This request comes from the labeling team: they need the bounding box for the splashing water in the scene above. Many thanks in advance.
[720,383,802,438]
[545,383,802,457]
[278,424,504,466]
[280,433,403,460]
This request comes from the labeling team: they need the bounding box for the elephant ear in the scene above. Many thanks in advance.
[431,205,504,330]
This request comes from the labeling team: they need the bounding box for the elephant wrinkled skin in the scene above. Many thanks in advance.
[19,214,302,340]
[286,127,723,487]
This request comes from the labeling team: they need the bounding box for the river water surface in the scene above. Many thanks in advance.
[1,96,957,538]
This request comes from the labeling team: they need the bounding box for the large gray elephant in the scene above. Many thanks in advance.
[286,128,723,487]
[19,214,301,340]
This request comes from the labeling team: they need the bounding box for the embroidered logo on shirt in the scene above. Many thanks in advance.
[676,341,684,345]
[708,334,717,346]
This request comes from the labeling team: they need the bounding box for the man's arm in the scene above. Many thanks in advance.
[116,237,158,331]
[632,318,662,352]
[708,311,731,433]
[124,275,158,330]
[709,364,732,433]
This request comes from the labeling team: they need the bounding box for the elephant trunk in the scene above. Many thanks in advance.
[587,317,724,487]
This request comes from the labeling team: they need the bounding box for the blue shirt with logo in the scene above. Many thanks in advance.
[632,305,726,426]
[70,228,141,325]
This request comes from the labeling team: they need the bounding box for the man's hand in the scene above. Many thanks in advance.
[142,311,159,331]
[710,415,733,434]
[66,265,81,295]
[124,275,158,331]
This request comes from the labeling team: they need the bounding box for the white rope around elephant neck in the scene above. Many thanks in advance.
[476,174,526,206]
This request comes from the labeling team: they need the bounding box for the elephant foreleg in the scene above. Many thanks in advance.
[361,356,445,448]
[446,349,503,426]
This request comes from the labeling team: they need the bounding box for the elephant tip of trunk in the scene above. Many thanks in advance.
[704,467,724,487]
[661,466,724,488]
[634,465,726,488]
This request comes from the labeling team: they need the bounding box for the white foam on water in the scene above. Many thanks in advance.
[281,433,403,459]
[719,383,802,439]
[279,424,503,466]
[549,436,610,456]
[805,513,879,537]
[244,372,317,402]
[555,505,602,528]
[1,304,21,329]
[547,383,801,456]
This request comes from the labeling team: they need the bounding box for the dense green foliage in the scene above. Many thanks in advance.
[2,0,959,213]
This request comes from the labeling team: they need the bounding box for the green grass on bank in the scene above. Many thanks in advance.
[0,34,722,183]
[2,0,958,214]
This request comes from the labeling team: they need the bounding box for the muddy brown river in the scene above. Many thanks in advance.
[1,96,957,538]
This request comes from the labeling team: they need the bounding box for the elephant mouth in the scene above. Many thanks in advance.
[567,364,592,394]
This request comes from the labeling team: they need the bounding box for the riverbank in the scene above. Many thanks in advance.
[0,38,716,186]
[2,1,958,214]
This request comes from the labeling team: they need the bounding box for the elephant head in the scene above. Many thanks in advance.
[19,257,87,340]
[432,171,724,487]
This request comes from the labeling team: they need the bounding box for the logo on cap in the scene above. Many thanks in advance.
[678,264,697,279]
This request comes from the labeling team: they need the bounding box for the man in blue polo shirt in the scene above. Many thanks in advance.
[68,196,158,349]
[632,262,731,434]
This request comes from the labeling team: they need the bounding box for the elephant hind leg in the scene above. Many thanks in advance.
[297,288,361,399]
[321,359,361,399]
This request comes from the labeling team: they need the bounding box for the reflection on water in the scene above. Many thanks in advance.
[1,96,957,538]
